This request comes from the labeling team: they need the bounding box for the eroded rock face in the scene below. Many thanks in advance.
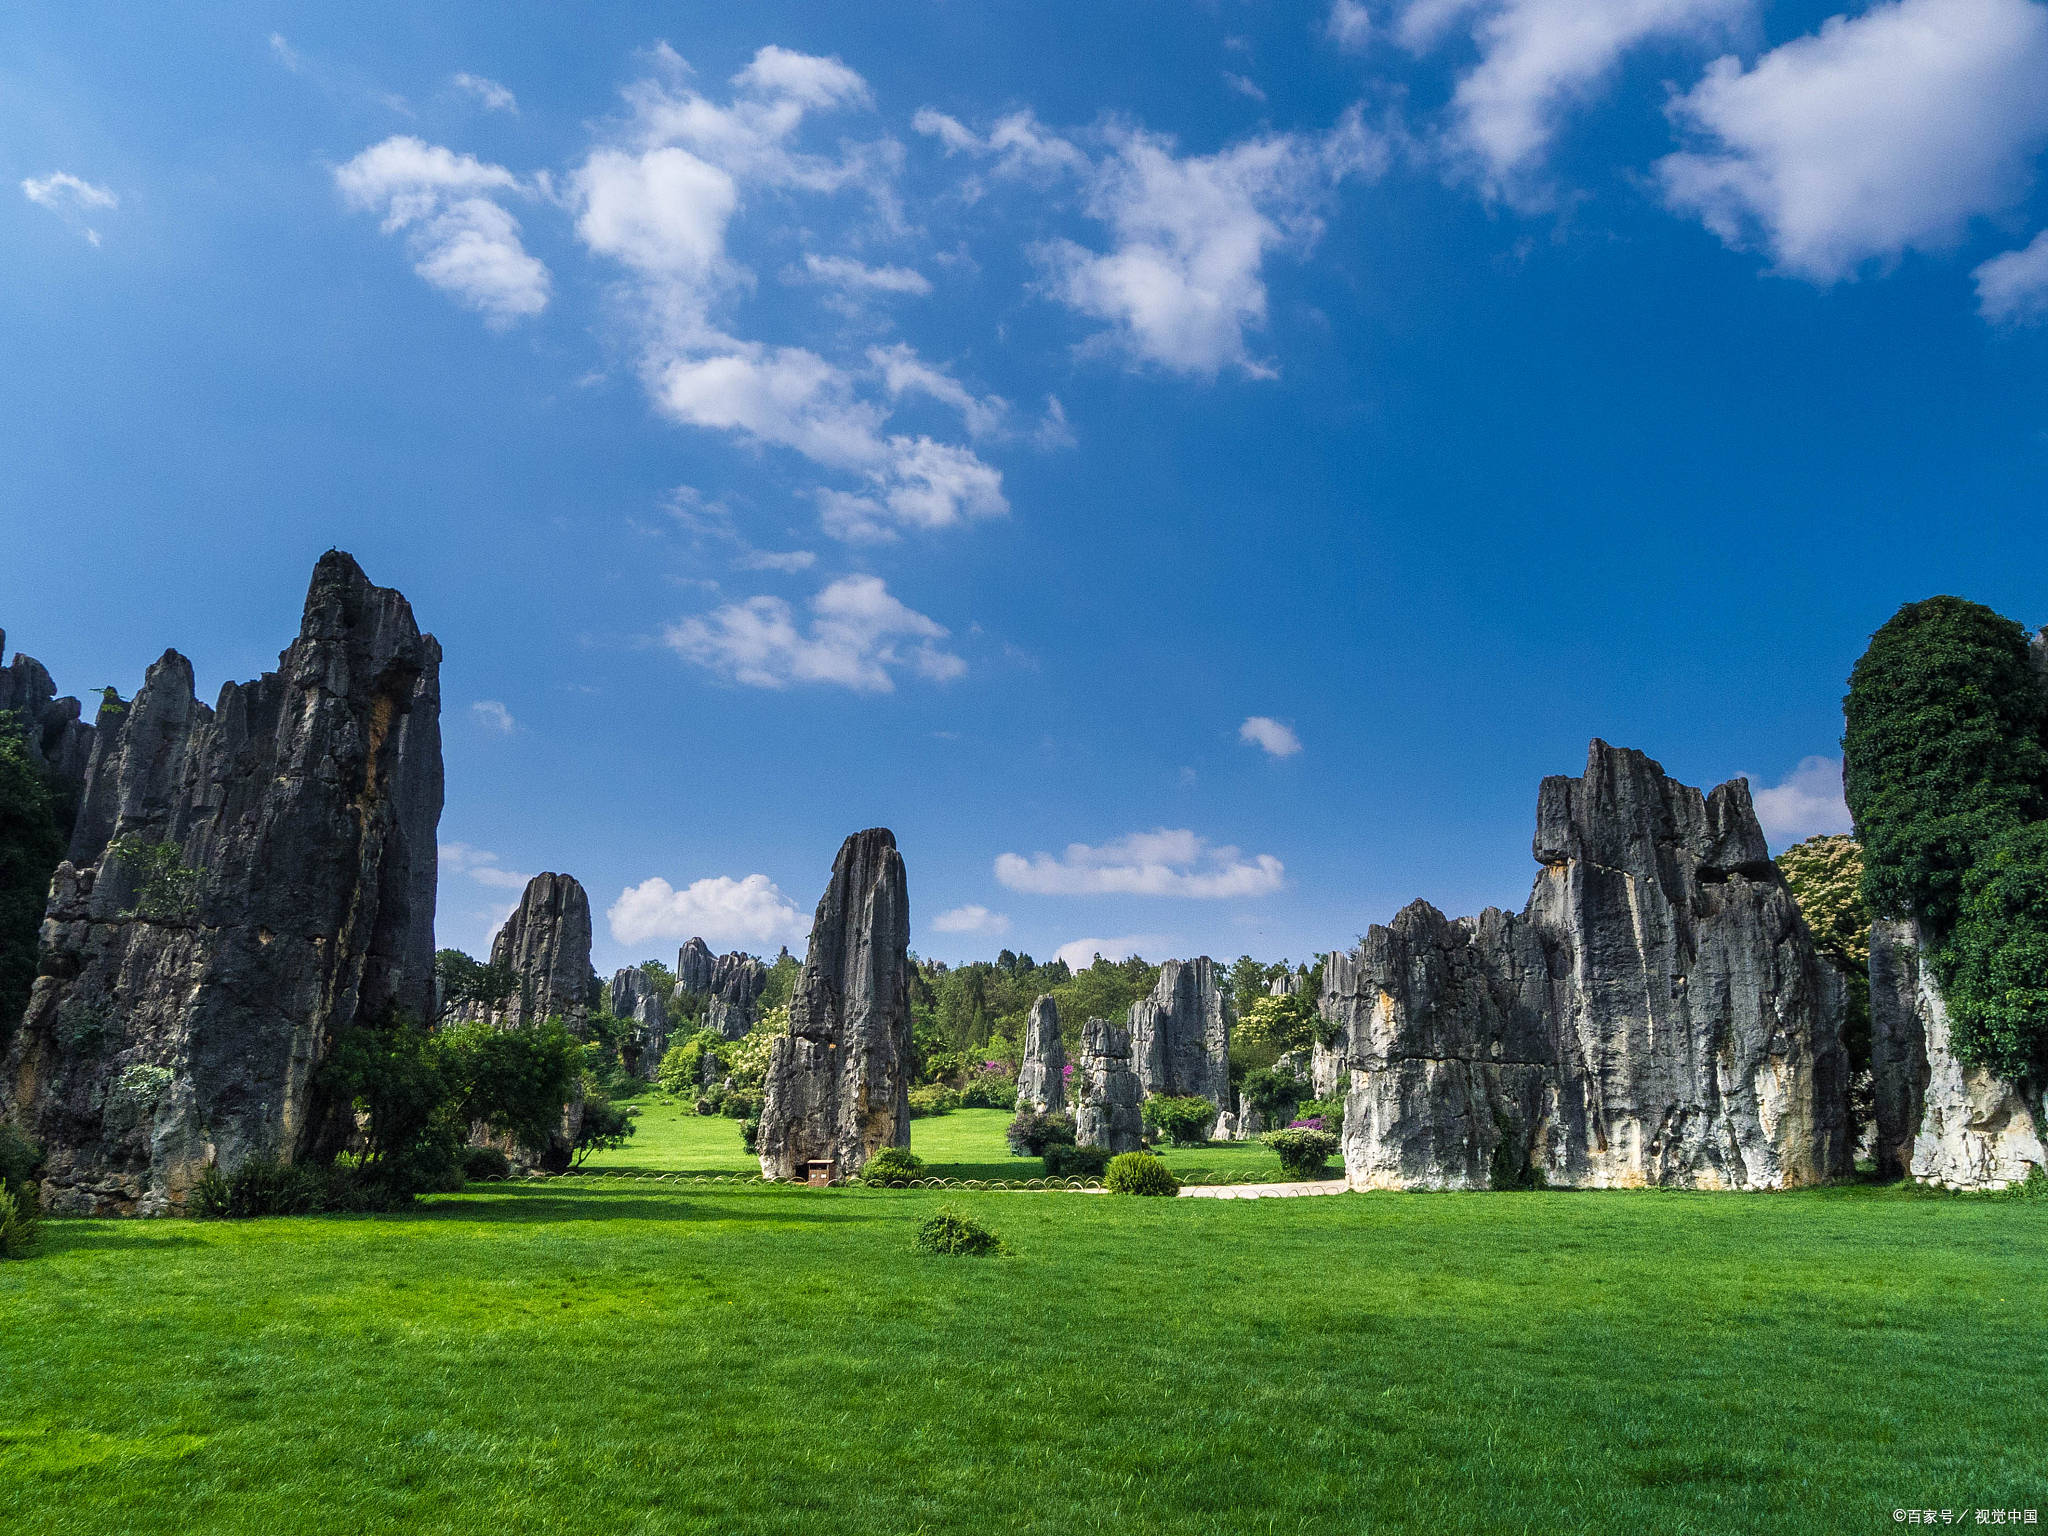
[473,874,593,1033]
[1870,917,2046,1188]
[1130,957,1229,1114]
[609,966,669,1080]
[1076,1018,1143,1153]
[3,552,442,1214]
[1326,740,1851,1192]
[676,937,715,996]
[0,631,94,798]
[1016,994,1066,1114]
[705,952,769,1040]
[755,829,910,1180]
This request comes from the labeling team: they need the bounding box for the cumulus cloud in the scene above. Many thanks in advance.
[439,842,534,891]
[801,252,932,295]
[608,872,809,948]
[664,573,965,692]
[470,699,516,732]
[1239,716,1302,757]
[1975,229,2048,323]
[1053,934,1176,971]
[335,135,550,324]
[1410,0,1750,199]
[1657,0,2048,282]
[995,829,1285,898]
[21,172,117,244]
[1223,72,1269,103]
[924,109,1380,377]
[931,904,1011,936]
[869,342,1010,439]
[453,72,518,113]
[1744,755,1852,847]
[1327,0,1374,51]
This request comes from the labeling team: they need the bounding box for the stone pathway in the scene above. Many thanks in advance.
[1178,1179,1349,1200]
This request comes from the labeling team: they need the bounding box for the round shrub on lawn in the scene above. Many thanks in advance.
[461,1145,513,1183]
[1104,1151,1180,1197]
[914,1207,1007,1256]
[1261,1127,1338,1177]
[1043,1143,1111,1180]
[862,1147,926,1187]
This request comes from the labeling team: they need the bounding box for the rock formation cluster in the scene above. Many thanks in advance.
[1324,740,1852,1191]
[755,829,911,1180]
[469,873,594,1032]
[0,632,94,796]
[1130,957,1229,1115]
[1015,994,1066,1114]
[672,941,771,1039]
[676,937,715,996]
[609,965,669,1080]
[1076,1017,1143,1153]
[2,552,443,1214]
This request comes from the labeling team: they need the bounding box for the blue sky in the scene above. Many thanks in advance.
[5,0,2047,975]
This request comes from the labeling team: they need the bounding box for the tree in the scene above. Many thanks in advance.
[0,720,63,1045]
[572,1093,635,1166]
[432,948,517,1026]
[1775,835,1872,1099]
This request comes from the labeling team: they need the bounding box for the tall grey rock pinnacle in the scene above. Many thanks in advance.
[609,965,670,1080]
[1075,1018,1142,1153]
[1130,957,1229,1113]
[1327,740,1851,1191]
[3,551,443,1214]
[473,873,593,1033]
[755,829,910,1180]
[1015,994,1066,1114]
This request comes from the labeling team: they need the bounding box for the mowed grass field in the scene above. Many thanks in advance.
[4,1106,2043,1535]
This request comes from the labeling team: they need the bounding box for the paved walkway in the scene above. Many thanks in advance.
[1179,1179,1349,1199]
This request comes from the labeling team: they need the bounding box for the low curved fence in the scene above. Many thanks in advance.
[481,1168,1111,1192]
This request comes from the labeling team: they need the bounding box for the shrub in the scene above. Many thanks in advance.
[741,1116,761,1154]
[1295,1094,1344,1131]
[656,1030,729,1098]
[861,1147,926,1187]
[461,1145,512,1182]
[1261,1127,1338,1178]
[0,1184,37,1260]
[960,1076,1017,1111]
[914,1207,1007,1256]
[1141,1094,1216,1147]
[572,1093,636,1166]
[0,1120,41,1206]
[1104,1151,1180,1197]
[908,1083,960,1118]
[1240,1063,1308,1127]
[1043,1143,1110,1180]
[187,1158,411,1218]
[1007,1108,1076,1158]
[721,1090,758,1120]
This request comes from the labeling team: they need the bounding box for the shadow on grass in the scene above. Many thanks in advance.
[38,1226,210,1256]
[410,1188,873,1225]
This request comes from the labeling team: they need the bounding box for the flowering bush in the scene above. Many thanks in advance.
[1289,1117,1324,1131]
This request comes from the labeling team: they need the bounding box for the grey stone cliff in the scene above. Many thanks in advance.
[1015,993,1066,1114]
[472,873,593,1033]
[1075,1017,1143,1153]
[1326,740,1851,1191]
[609,966,669,1080]
[676,937,715,996]
[705,952,769,1039]
[3,552,442,1215]
[0,631,94,797]
[1130,957,1229,1114]
[755,829,911,1180]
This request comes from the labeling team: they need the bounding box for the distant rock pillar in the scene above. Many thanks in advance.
[1076,1018,1143,1153]
[1015,994,1066,1114]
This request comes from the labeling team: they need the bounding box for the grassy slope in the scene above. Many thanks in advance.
[3,1181,2043,1534]
[584,1099,1309,1184]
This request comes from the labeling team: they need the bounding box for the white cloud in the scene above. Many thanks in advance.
[1239,715,1303,757]
[22,172,117,244]
[661,484,818,573]
[869,342,1010,440]
[1327,0,1374,51]
[802,252,932,294]
[335,136,549,325]
[1744,755,1852,847]
[665,573,964,692]
[931,904,1011,936]
[968,111,1382,377]
[996,829,1285,899]
[1657,0,2048,282]
[270,32,302,72]
[470,699,516,732]
[454,72,518,113]
[1224,72,1269,103]
[1054,934,1176,971]
[439,842,534,891]
[608,872,809,949]
[1975,229,2048,323]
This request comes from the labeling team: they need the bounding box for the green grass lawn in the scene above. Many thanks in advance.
[583,1098,1314,1184]
[4,1179,2043,1534]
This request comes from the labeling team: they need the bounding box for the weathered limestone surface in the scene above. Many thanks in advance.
[755,829,910,1180]
[3,552,442,1214]
[0,631,94,794]
[705,952,769,1039]
[472,874,593,1032]
[1076,1017,1143,1153]
[1015,994,1066,1114]
[609,966,669,1080]
[1130,957,1229,1113]
[1870,917,2046,1188]
[676,937,715,996]
[1327,740,1851,1192]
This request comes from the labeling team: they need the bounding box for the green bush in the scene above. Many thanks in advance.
[0,1184,37,1260]
[572,1093,636,1166]
[909,1083,960,1118]
[741,1116,761,1154]
[656,1030,729,1098]
[961,1078,1017,1111]
[1260,1126,1338,1177]
[1942,822,2048,1079]
[186,1158,410,1218]
[461,1145,512,1182]
[1043,1143,1110,1180]
[1292,1095,1344,1132]
[721,1090,758,1120]
[914,1207,1007,1256]
[861,1147,926,1186]
[1141,1094,1216,1147]
[1240,1064,1308,1127]
[1007,1108,1076,1157]
[0,1119,41,1206]
[1104,1151,1180,1197]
